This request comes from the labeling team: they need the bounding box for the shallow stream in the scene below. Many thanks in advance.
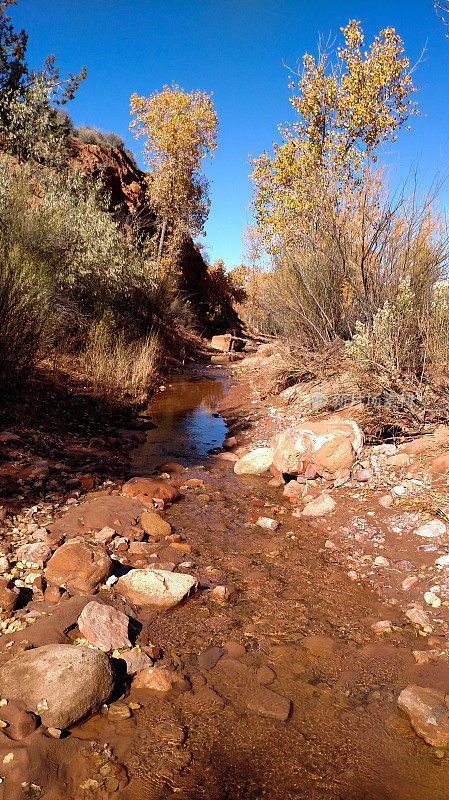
[131,365,232,474]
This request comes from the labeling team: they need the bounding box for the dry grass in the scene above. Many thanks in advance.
[83,323,158,402]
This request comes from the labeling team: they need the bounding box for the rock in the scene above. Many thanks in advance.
[0,644,115,729]
[402,576,418,591]
[333,467,351,487]
[121,478,179,503]
[77,601,131,652]
[413,650,440,665]
[139,510,171,538]
[247,687,291,721]
[211,333,233,351]
[374,556,389,567]
[45,541,112,594]
[48,495,145,539]
[270,418,363,476]
[398,685,449,747]
[16,542,51,564]
[234,448,274,475]
[198,647,225,670]
[0,556,9,573]
[256,666,276,685]
[224,641,246,659]
[93,526,116,545]
[132,666,185,693]
[353,468,373,482]
[314,437,355,474]
[386,453,412,468]
[256,517,279,531]
[283,481,306,501]
[209,585,234,602]
[44,585,62,603]
[371,620,392,634]
[107,702,132,722]
[405,607,433,632]
[400,428,449,454]
[302,494,336,517]
[0,701,37,740]
[0,582,19,611]
[304,463,318,479]
[46,727,62,738]
[436,554,449,567]
[0,431,21,443]
[429,453,449,474]
[424,591,441,608]
[223,436,237,449]
[379,494,394,508]
[120,650,152,675]
[392,485,406,496]
[116,568,198,610]
[414,520,447,538]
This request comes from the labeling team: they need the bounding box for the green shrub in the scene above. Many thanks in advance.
[0,248,51,386]
[346,279,423,382]
[74,125,125,150]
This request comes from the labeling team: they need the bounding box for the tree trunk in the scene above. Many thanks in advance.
[157,217,168,266]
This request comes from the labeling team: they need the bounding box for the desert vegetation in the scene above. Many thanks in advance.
[0,0,239,402]
[240,20,449,408]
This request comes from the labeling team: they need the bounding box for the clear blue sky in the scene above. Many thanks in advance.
[11,0,449,268]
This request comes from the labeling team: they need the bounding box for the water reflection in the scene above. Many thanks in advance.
[131,370,231,473]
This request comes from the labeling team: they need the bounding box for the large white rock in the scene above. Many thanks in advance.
[0,644,115,729]
[270,418,363,475]
[116,568,198,610]
[414,520,447,538]
[234,448,274,475]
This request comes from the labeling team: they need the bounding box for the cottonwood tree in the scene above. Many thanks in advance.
[129,84,218,265]
[248,21,424,345]
[251,20,419,254]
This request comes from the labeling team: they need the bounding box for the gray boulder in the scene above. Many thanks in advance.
[0,644,115,729]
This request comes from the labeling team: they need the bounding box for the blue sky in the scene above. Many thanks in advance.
[11,0,449,268]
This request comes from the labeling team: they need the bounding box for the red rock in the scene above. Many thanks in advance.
[0,700,38,740]
[93,526,116,545]
[211,334,232,351]
[0,579,19,611]
[32,576,46,593]
[209,585,234,602]
[132,666,187,693]
[398,685,449,746]
[271,419,362,475]
[77,601,130,652]
[45,541,112,594]
[44,585,62,603]
[283,480,306,502]
[122,478,180,503]
[48,495,145,539]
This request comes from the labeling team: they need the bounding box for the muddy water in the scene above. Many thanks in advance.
[131,366,231,473]
[102,371,449,799]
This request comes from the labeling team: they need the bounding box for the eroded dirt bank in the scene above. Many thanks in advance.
[0,352,449,799]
